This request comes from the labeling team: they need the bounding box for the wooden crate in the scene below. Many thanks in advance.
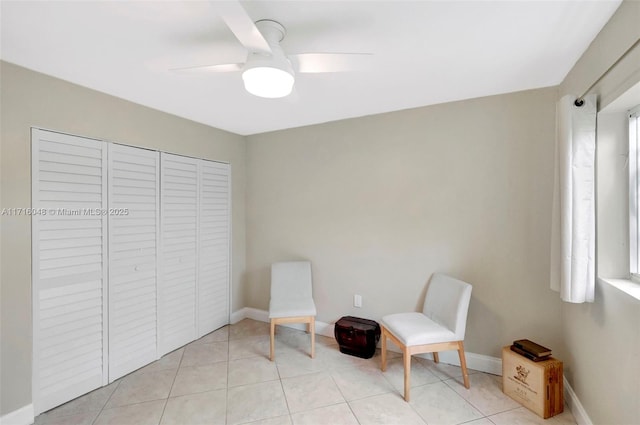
[502,346,564,418]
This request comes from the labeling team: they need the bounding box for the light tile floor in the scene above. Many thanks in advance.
[35,319,577,425]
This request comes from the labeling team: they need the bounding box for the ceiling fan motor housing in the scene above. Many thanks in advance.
[255,19,286,43]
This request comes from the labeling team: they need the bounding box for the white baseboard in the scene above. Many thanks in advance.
[380,342,502,375]
[563,377,593,425]
[415,350,502,376]
[230,307,334,338]
[0,404,34,425]
[231,307,268,324]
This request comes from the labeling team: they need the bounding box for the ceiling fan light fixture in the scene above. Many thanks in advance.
[242,48,294,98]
[242,65,294,98]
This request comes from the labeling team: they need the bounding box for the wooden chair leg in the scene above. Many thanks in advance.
[310,317,315,358]
[458,341,470,389]
[433,352,440,363]
[269,319,276,361]
[381,329,387,371]
[403,348,411,402]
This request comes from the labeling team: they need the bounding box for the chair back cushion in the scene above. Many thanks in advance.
[271,261,313,301]
[422,273,472,340]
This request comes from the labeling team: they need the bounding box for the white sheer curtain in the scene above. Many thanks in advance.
[550,94,597,303]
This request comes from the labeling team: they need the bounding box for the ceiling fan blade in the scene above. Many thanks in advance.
[210,1,271,54]
[170,63,243,73]
[289,53,373,73]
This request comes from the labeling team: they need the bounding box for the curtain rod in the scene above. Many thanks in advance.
[574,37,640,107]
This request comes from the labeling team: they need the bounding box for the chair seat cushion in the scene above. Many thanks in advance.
[269,297,317,318]
[381,312,457,346]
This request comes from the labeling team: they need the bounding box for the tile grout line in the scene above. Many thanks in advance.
[411,375,488,422]
[440,376,489,419]
[88,379,122,425]
[273,329,294,422]
[156,345,186,425]
[327,371,364,425]
[440,375,518,421]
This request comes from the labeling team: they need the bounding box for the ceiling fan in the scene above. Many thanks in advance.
[174,1,372,99]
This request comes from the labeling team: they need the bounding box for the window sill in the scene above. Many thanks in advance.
[598,277,640,302]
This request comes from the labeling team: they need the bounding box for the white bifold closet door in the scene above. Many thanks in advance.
[197,161,231,337]
[107,144,159,381]
[33,130,231,413]
[159,153,199,355]
[31,129,108,415]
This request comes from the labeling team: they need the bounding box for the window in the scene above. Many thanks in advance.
[629,105,640,279]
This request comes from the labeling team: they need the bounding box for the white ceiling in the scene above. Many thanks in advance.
[1,0,622,136]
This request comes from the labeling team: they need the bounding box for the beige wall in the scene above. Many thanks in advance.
[246,86,563,360]
[0,61,247,416]
[559,1,640,424]
[562,279,640,425]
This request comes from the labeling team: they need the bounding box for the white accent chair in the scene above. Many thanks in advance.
[269,261,317,361]
[380,273,473,401]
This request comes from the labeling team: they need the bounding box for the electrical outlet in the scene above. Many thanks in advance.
[354,294,362,308]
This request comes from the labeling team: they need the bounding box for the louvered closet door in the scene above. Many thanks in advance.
[108,144,159,381]
[31,129,107,415]
[197,161,231,337]
[159,153,198,355]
